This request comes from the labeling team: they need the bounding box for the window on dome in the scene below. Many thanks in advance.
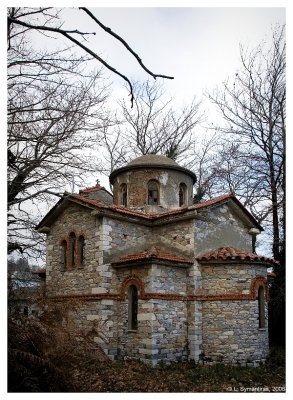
[120,183,127,207]
[147,180,159,205]
[179,183,187,207]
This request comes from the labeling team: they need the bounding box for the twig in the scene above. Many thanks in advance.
[80,7,174,81]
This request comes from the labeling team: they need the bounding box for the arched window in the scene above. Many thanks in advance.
[120,183,127,207]
[258,286,265,328]
[61,239,67,270]
[179,183,187,207]
[69,232,76,269]
[147,180,159,205]
[78,235,85,267]
[128,285,138,330]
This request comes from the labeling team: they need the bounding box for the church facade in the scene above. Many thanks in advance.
[36,154,276,366]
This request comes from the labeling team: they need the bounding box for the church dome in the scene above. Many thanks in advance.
[127,154,179,167]
[110,154,196,184]
[109,153,196,212]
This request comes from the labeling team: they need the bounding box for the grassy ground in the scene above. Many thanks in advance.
[69,348,285,393]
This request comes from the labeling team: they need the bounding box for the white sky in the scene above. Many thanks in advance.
[57,6,286,108]
[52,5,286,190]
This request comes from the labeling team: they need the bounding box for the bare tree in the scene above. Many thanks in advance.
[7,7,174,107]
[120,81,203,160]
[207,24,285,261]
[7,7,175,256]
[207,24,285,346]
[7,8,111,256]
[98,80,204,177]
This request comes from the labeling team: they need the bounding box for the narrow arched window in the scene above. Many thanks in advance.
[69,232,76,269]
[148,180,159,205]
[179,183,187,207]
[120,183,127,207]
[258,286,265,328]
[78,235,85,267]
[61,240,67,270]
[128,285,138,330]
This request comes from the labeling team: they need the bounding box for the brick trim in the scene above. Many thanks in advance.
[250,275,269,301]
[60,231,88,270]
[120,275,145,299]
[48,275,269,302]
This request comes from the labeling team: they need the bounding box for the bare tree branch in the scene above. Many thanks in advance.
[80,7,174,81]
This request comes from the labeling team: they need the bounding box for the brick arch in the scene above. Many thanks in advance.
[250,276,269,301]
[120,275,145,299]
[59,236,69,246]
[68,229,78,237]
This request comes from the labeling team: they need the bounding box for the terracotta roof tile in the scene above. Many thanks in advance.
[36,190,261,231]
[197,247,278,265]
[112,247,193,265]
[193,193,234,209]
[79,184,104,194]
[71,193,197,220]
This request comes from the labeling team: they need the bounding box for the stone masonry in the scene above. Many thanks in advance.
[37,154,276,366]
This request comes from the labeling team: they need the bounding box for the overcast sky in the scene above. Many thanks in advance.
[42,5,285,189]
[57,6,286,107]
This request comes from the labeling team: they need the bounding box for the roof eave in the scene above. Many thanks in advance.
[111,257,193,268]
[109,163,197,184]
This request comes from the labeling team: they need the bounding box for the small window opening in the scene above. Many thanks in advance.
[128,285,138,330]
[120,184,127,207]
[61,240,67,270]
[179,183,187,207]
[79,235,85,267]
[69,232,76,269]
[258,286,265,328]
[148,180,159,205]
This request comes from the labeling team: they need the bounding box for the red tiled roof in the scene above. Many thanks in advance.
[112,247,193,266]
[36,190,261,231]
[196,247,278,265]
[79,184,104,194]
[71,193,197,220]
[193,193,234,209]
[194,193,263,231]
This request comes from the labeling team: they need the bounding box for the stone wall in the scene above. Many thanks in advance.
[116,296,188,365]
[112,168,194,211]
[154,219,194,258]
[195,204,253,255]
[45,203,101,295]
[44,199,269,366]
[200,261,269,365]
[113,264,189,364]
[200,263,266,295]
[201,300,269,366]
[103,217,151,263]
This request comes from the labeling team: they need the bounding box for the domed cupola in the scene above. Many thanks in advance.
[109,154,196,213]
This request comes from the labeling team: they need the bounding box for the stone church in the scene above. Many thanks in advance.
[36,154,277,366]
